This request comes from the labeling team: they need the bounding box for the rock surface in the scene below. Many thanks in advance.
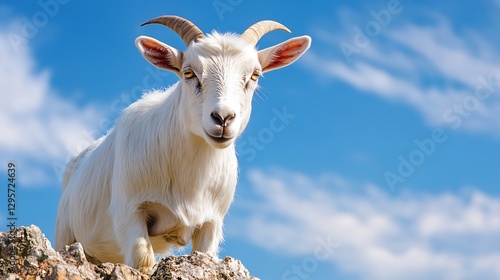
[0,225,258,280]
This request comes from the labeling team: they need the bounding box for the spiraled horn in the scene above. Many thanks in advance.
[240,20,291,46]
[141,15,205,46]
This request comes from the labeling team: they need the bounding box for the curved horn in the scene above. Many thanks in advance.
[240,20,291,46]
[141,15,205,46]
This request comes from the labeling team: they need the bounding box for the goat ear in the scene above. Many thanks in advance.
[258,35,311,73]
[135,36,183,74]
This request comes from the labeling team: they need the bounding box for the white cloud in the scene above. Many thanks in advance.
[305,14,500,136]
[0,25,104,186]
[231,168,500,280]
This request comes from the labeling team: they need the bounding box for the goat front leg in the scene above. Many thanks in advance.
[112,206,155,274]
[191,220,223,253]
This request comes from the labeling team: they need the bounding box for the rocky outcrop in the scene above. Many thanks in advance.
[0,225,258,280]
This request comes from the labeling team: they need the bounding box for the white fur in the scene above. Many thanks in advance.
[55,28,311,273]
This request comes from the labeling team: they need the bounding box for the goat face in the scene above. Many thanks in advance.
[180,35,259,148]
[135,16,311,149]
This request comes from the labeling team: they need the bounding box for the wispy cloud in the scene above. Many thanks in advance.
[231,168,500,280]
[305,13,500,136]
[0,24,104,186]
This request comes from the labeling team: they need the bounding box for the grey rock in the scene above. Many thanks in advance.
[151,252,260,280]
[0,225,258,280]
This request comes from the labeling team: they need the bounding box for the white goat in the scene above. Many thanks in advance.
[55,15,311,273]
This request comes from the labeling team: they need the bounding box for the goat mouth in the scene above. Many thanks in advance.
[203,129,235,144]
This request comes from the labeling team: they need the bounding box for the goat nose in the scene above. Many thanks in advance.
[211,111,236,127]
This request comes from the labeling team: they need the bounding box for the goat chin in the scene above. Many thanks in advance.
[55,15,311,272]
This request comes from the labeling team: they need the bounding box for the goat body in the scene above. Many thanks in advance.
[57,85,236,267]
[55,16,311,273]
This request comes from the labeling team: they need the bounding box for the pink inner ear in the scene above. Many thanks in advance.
[278,41,307,56]
[264,39,308,71]
[139,38,178,71]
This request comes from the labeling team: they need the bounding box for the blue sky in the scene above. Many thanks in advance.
[1,1,499,279]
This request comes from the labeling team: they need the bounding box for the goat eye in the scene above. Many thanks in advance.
[183,69,195,79]
[250,71,260,81]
